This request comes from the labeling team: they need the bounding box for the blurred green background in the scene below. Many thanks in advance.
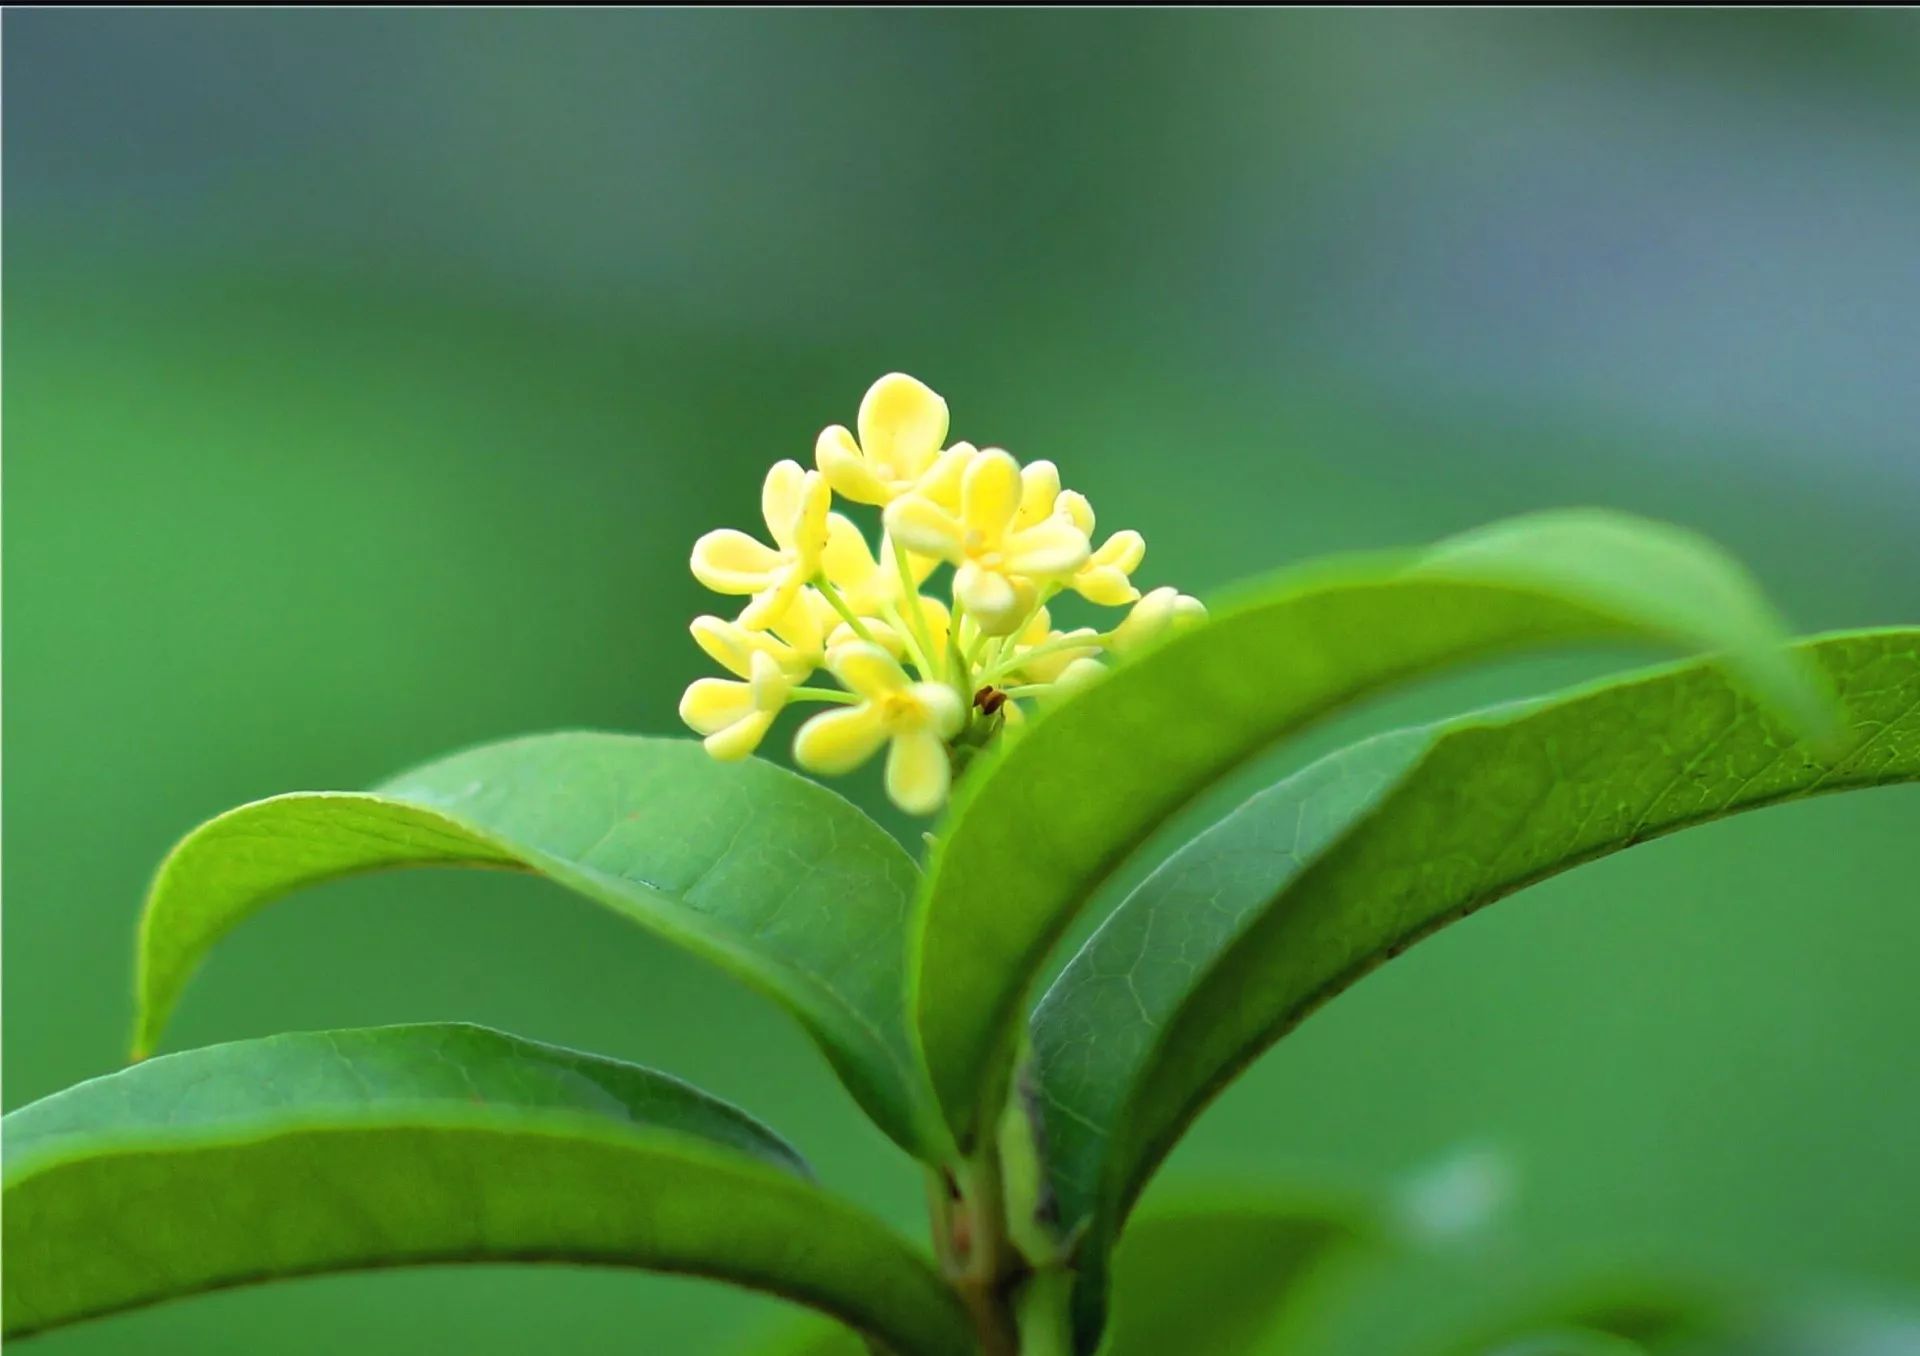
[6,10,1917,1355]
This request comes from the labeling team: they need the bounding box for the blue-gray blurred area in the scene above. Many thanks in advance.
[6,11,1916,1356]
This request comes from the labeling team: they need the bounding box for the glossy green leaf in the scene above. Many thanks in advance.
[1465,1291,1920,1356]
[10,1022,808,1175]
[133,733,942,1157]
[1097,1195,1372,1356]
[1035,628,1919,1347]
[915,510,1829,1148]
[1033,730,1428,1235]
[736,1318,869,1356]
[1478,1335,1648,1356]
[1446,1281,1714,1356]
[2,1025,968,1354]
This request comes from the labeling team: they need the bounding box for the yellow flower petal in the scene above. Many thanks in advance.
[882,531,941,588]
[761,460,810,552]
[917,444,976,509]
[679,677,755,736]
[954,560,1022,632]
[704,709,775,761]
[909,681,966,737]
[816,425,890,505]
[747,649,791,710]
[1015,627,1100,683]
[885,728,951,815]
[857,373,948,485]
[833,617,907,660]
[827,640,911,701]
[1112,587,1207,653]
[885,494,967,563]
[1016,459,1062,528]
[901,593,951,657]
[738,571,805,629]
[793,468,832,568]
[690,615,756,679]
[793,702,890,775]
[1091,529,1145,573]
[1004,518,1092,578]
[1052,656,1107,696]
[691,529,782,594]
[1075,531,1146,606]
[961,449,1022,539]
[821,513,884,599]
[1055,490,1096,535]
[770,590,829,670]
[1074,568,1141,608]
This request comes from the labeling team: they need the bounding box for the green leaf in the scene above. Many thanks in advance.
[1033,730,1432,1236]
[1097,1195,1372,1356]
[1033,628,1919,1347]
[1435,1272,1725,1356]
[1477,1335,1648,1356]
[2,1024,968,1355]
[915,510,1830,1149]
[1467,1290,1920,1356]
[9,1021,808,1175]
[133,733,943,1158]
[735,1318,870,1356]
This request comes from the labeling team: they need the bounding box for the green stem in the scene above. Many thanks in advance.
[814,576,879,645]
[981,630,1111,687]
[878,598,938,686]
[1013,1268,1075,1356]
[788,686,858,705]
[944,1145,1022,1356]
[982,632,1011,679]
[889,538,940,671]
[962,627,994,685]
[946,599,975,698]
[924,1168,960,1274]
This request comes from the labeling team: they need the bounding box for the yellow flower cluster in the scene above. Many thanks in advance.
[681,374,1205,814]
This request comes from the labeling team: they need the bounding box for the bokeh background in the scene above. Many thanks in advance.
[7,10,1917,1355]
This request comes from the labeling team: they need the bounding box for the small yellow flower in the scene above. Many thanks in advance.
[793,642,965,814]
[690,460,831,628]
[678,649,792,761]
[690,591,829,684]
[885,449,1091,634]
[1008,474,1145,607]
[1111,586,1207,654]
[1055,491,1145,607]
[815,373,974,508]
